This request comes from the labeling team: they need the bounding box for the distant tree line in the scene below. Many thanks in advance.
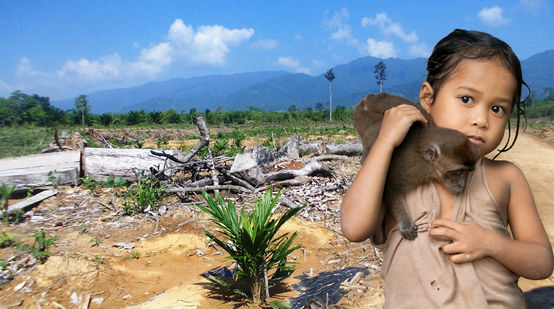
[0,91,354,128]
[526,87,554,118]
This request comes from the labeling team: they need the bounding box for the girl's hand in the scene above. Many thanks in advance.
[376,104,428,148]
[429,218,497,263]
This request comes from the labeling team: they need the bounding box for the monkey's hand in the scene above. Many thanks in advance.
[429,218,493,263]
[399,219,418,240]
[377,104,428,148]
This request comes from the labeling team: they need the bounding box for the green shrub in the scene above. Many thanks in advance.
[196,189,304,305]
[122,175,166,215]
[212,139,229,156]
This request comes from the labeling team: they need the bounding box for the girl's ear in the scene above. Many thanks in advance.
[419,82,434,113]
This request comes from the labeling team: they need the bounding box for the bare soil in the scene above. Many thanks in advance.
[0,131,552,309]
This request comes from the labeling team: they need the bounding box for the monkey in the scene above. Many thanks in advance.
[353,92,480,240]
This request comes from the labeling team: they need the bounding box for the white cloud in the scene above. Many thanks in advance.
[408,43,430,58]
[167,20,254,66]
[327,8,358,46]
[11,19,254,98]
[361,13,417,43]
[59,54,123,80]
[251,39,279,50]
[361,39,397,58]
[276,56,312,74]
[478,6,510,26]
[294,34,303,40]
[17,57,42,77]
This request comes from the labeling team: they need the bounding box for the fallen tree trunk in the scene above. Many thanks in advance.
[299,141,362,156]
[0,150,80,192]
[83,148,185,182]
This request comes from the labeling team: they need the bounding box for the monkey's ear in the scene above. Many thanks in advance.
[423,144,440,162]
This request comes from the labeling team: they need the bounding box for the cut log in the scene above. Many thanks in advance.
[324,143,362,156]
[83,148,185,182]
[299,141,362,156]
[0,151,80,192]
[7,190,57,214]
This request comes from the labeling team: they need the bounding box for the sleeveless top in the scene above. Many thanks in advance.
[374,158,526,308]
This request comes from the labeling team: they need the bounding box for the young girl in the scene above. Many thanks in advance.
[341,29,553,308]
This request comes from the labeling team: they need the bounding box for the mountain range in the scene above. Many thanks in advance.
[53,50,554,114]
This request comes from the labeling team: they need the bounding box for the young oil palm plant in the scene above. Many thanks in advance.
[197,189,305,306]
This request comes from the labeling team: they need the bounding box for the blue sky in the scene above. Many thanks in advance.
[0,0,552,101]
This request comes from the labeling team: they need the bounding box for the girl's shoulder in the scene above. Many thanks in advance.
[483,157,527,213]
[484,157,525,180]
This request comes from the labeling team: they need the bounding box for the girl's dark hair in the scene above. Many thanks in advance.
[426,29,528,159]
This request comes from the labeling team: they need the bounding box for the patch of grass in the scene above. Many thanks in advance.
[0,126,53,158]
[122,252,140,260]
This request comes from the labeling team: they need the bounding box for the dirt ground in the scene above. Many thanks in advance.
[0,131,553,308]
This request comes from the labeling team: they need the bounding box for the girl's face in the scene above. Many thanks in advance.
[420,58,517,156]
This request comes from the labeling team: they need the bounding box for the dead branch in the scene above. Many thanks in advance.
[166,184,251,194]
[240,160,334,186]
[88,127,113,148]
[177,116,210,164]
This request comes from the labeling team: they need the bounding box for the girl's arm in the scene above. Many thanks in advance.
[341,104,428,242]
[429,162,554,279]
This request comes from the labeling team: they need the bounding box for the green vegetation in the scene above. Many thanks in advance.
[122,174,166,215]
[81,175,127,194]
[1,184,16,226]
[0,231,15,248]
[196,189,304,306]
[3,230,58,264]
[526,87,554,119]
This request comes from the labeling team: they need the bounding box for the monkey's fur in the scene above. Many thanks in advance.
[353,93,480,240]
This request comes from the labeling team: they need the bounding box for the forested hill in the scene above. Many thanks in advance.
[53,50,554,114]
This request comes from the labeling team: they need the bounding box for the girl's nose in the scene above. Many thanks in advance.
[471,110,488,128]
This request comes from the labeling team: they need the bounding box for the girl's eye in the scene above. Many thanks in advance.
[491,106,505,115]
[460,96,473,104]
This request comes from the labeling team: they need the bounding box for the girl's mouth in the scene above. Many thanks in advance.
[468,135,484,145]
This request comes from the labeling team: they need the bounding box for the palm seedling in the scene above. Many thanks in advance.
[197,189,305,306]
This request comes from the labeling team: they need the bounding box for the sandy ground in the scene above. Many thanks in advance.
[0,131,552,308]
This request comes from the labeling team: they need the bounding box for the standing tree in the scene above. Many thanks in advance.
[374,61,387,93]
[75,95,90,125]
[325,68,335,121]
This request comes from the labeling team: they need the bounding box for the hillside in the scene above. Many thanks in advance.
[52,50,554,113]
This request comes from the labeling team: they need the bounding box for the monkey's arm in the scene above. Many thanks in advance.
[342,104,428,242]
[429,162,553,279]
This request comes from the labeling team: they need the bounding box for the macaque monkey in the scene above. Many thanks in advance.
[353,93,480,240]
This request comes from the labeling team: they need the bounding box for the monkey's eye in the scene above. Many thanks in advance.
[491,106,505,115]
[448,170,464,177]
[460,96,473,104]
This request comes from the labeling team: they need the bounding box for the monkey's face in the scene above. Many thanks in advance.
[442,167,474,193]
[424,134,480,194]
